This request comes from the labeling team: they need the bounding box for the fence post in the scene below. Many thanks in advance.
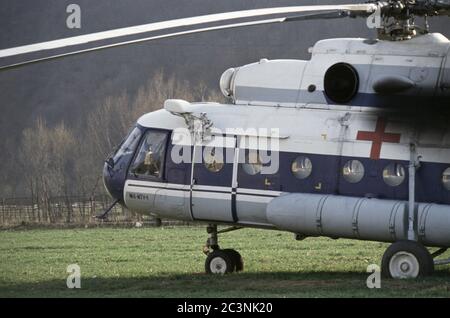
[89,196,94,224]
[66,196,72,224]
[37,196,41,223]
[1,198,4,226]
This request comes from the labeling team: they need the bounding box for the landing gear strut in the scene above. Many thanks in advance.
[204,224,244,274]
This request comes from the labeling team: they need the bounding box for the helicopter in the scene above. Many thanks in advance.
[1,0,450,279]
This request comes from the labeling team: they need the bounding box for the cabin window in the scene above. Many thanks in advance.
[342,160,365,183]
[129,130,168,179]
[291,156,312,179]
[383,163,406,187]
[242,151,262,175]
[443,168,450,191]
[204,147,224,173]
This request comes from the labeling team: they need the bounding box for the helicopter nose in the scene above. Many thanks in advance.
[102,161,125,203]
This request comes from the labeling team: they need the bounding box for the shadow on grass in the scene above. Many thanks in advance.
[1,270,450,298]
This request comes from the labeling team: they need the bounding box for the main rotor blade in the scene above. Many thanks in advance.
[0,4,376,60]
[285,10,352,22]
[0,17,287,70]
[0,8,364,71]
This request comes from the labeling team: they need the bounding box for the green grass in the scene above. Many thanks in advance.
[0,227,449,297]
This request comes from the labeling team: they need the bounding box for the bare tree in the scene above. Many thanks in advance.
[20,118,53,221]
[10,71,225,224]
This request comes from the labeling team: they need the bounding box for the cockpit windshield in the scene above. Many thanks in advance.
[112,127,142,164]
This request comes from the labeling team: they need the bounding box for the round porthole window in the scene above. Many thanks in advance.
[324,63,359,104]
[443,168,450,191]
[383,163,406,187]
[242,151,262,175]
[342,160,365,184]
[204,147,224,173]
[291,156,312,180]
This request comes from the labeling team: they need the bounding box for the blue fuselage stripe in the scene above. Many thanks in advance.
[164,143,450,205]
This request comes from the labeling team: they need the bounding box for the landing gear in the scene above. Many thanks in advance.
[223,249,244,272]
[381,241,434,279]
[205,250,235,274]
[381,145,435,279]
[203,224,244,274]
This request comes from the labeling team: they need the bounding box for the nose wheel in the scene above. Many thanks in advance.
[203,224,244,274]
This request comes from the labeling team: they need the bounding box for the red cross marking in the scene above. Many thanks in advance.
[356,117,401,160]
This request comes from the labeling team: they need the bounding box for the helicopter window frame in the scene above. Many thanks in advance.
[241,150,263,176]
[203,146,225,173]
[383,162,406,187]
[111,126,142,165]
[342,159,365,184]
[128,128,170,181]
[443,167,450,191]
[291,155,313,180]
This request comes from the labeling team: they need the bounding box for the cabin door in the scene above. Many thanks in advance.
[190,135,236,222]
[234,135,281,226]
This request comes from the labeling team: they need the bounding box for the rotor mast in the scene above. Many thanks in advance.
[373,0,450,41]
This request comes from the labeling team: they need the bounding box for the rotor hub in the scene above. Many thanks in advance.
[373,0,450,40]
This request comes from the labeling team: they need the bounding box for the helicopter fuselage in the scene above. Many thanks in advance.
[103,33,450,249]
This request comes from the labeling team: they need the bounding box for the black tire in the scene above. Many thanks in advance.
[223,249,244,272]
[381,241,434,279]
[205,250,234,274]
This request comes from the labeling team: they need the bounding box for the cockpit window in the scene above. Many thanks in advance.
[112,127,142,164]
[129,130,168,179]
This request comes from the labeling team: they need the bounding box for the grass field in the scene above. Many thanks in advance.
[0,226,449,297]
